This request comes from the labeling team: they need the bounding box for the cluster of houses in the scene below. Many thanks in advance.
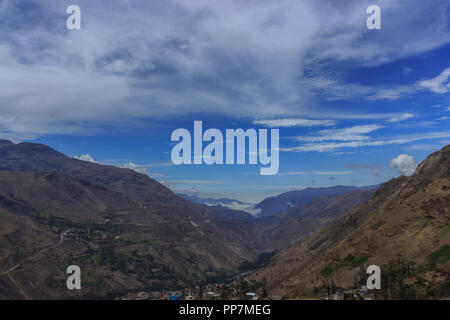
[117,284,376,300]
[117,282,266,300]
[324,286,373,300]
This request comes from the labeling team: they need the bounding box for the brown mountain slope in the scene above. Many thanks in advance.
[0,140,177,203]
[250,145,450,299]
[0,140,256,223]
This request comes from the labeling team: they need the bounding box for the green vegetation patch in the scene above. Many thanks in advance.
[143,240,161,246]
[371,220,386,230]
[118,237,135,245]
[37,208,51,219]
[320,264,336,277]
[320,254,370,278]
[354,254,369,265]
[91,254,102,265]
[343,253,369,266]
[428,245,450,265]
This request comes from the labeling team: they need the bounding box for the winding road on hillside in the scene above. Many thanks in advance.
[0,229,72,276]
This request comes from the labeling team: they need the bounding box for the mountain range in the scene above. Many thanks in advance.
[1,139,448,299]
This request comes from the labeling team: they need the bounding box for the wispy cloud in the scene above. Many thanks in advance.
[171,179,221,184]
[387,113,414,123]
[419,67,450,94]
[283,132,450,152]
[253,118,336,127]
[278,171,308,176]
[311,171,352,175]
[303,66,450,102]
[347,163,381,177]
[278,170,352,175]
[0,0,449,137]
[402,67,413,75]
[294,124,383,142]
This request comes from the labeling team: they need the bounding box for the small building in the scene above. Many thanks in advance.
[331,292,344,300]
[136,292,149,300]
[360,285,369,296]
[169,293,183,300]
[245,292,258,300]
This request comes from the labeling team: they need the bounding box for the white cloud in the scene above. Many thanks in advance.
[74,154,97,163]
[419,67,450,94]
[295,124,383,142]
[387,113,414,123]
[278,170,352,175]
[312,67,450,101]
[212,201,254,212]
[253,118,336,127]
[402,67,413,75]
[389,154,416,176]
[312,171,352,175]
[371,86,417,100]
[242,205,262,217]
[278,171,308,176]
[404,143,444,151]
[0,1,450,137]
[172,179,220,184]
[284,131,450,152]
[122,162,149,175]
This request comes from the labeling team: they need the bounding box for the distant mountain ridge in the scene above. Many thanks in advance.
[254,185,379,217]
[178,193,251,209]
[0,139,177,203]
[254,189,377,249]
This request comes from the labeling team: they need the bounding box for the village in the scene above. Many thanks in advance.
[117,280,376,301]
[117,283,270,301]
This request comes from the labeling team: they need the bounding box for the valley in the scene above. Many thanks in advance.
[0,140,449,300]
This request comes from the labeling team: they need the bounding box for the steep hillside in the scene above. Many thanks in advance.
[250,146,450,299]
[0,140,254,224]
[0,140,177,203]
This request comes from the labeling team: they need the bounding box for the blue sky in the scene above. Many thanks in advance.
[0,0,449,203]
